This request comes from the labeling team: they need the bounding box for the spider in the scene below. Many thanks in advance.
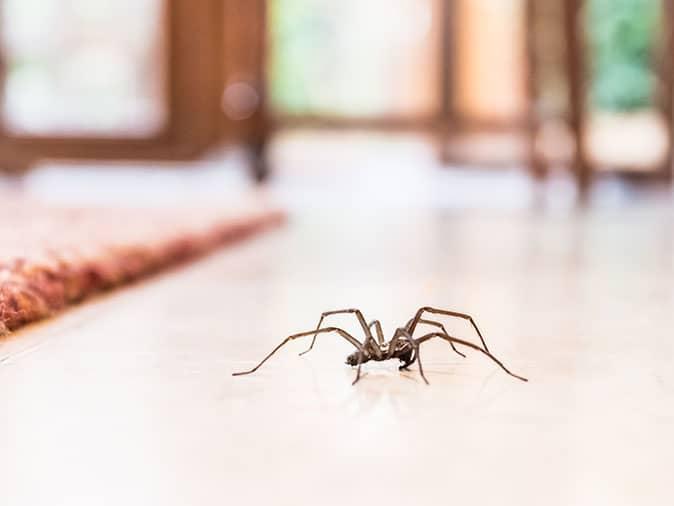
[232,306,528,385]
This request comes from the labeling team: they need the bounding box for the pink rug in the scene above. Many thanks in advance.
[0,198,284,334]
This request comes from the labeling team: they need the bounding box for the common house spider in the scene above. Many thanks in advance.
[233,306,528,385]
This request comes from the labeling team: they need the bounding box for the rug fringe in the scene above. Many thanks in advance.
[0,209,284,335]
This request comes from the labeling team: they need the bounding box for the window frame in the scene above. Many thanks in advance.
[0,0,224,170]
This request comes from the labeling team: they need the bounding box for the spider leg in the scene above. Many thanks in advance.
[385,327,418,371]
[353,351,367,385]
[400,329,429,385]
[408,306,491,353]
[414,332,528,382]
[396,325,418,370]
[385,327,406,361]
[367,319,385,346]
[232,327,363,376]
[299,308,373,356]
[415,319,466,358]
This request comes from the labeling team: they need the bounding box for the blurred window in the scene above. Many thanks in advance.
[586,0,662,113]
[0,0,167,137]
[584,0,668,171]
[268,0,440,118]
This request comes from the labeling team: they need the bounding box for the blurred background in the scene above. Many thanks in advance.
[2,4,674,504]
[0,0,671,192]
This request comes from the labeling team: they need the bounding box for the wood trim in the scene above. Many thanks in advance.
[272,114,528,133]
[272,115,439,131]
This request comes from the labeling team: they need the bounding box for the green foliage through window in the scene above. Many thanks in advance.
[587,0,661,111]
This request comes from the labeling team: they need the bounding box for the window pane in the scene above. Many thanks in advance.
[0,0,167,137]
[586,0,661,112]
[269,0,440,117]
[584,0,669,171]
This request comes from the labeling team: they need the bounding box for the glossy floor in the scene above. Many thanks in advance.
[1,133,673,505]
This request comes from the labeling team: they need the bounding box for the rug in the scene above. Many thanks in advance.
[0,197,284,335]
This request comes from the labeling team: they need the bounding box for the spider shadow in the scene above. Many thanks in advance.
[326,364,434,417]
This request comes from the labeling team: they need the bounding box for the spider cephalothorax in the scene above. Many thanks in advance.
[345,351,364,367]
[233,306,528,385]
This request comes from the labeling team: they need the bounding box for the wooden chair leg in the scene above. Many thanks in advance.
[249,135,269,183]
[564,0,591,193]
[525,0,547,181]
